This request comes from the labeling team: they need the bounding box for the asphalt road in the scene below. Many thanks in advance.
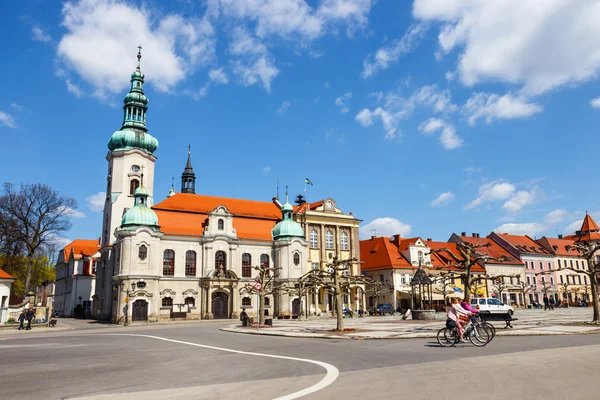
[1,322,599,400]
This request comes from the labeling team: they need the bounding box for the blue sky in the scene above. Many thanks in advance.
[1,0,600,247]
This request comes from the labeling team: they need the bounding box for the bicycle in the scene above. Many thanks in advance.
[437,316,493,347]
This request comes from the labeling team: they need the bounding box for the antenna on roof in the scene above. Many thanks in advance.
[371,229,378,236]
[276,178,279,200]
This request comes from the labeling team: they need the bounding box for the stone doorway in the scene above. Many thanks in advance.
[132,300,148,322]
[292,298,301,316]
[212,292,229,319]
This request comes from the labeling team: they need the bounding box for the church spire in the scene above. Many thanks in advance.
[181,145,196,194]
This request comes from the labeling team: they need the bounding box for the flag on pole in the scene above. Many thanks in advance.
[305,177,313,186]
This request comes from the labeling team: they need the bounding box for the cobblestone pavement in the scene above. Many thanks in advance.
[222,307,600,339]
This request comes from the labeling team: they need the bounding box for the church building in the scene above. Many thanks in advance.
[93,50,328,323]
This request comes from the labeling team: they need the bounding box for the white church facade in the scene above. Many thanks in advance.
[93,50,310,323]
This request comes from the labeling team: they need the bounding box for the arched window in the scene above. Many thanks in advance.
[162,297,173,307]
[185,250,196,276]
[138,245,147,260]
[340,232,349,250]
[260,254,269,268]
[293,252,300,266]
[218,219,224,230]
[130,179,139,195]
[185,297,195,307]
[136,282,146,289]
[163,250,175,276]
[264,297,270,306]
[242,297,251,307]
[418,251,424,264]
[310,229,318,248]
[242,253,252,277]
[325,230,334,249]
[215,251,226,271]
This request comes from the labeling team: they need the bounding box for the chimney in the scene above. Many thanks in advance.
[371,235,376,240]
[461,232,466,236]
[472,233,479,238]
[427,238,432,241]
[272,197,282,208]
[558,234,563,239]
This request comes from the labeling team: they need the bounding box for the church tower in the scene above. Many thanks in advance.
[181,147,196,194]
[101,47,159,247]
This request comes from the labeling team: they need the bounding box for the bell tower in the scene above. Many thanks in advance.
[181,145,196,194]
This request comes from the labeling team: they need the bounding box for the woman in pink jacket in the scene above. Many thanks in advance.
[447,297,471,339]
[460,299,479,314]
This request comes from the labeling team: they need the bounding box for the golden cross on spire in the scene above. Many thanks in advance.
[140,165,145,185]
[137,45,143,60]
[285,185,289,202]
[188,144,191,155]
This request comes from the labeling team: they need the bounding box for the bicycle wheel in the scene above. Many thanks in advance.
[482,322,496,340]
[437,328,458,347]
[468,325,491,347]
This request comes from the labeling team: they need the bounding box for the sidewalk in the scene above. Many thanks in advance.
[221,308,600,340]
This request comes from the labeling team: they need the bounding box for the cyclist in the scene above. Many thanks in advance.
[460,298,479,314]
[447,297,471,340]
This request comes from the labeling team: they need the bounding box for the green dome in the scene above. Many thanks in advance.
[272,202,304,240]
[124,91,148,105]
[120,185,160,231]
[108,129,158,154]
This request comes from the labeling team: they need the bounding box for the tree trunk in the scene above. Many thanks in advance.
[23,253,34,295]
[333,273,343,331]
[463,262,473,302]
[590,276,600,323]
[259,292,265,325]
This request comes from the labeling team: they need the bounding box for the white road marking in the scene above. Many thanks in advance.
[97,333,339,400]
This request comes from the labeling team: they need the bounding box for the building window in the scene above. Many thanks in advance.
[310,229,318,248]
[163,250,175,276]
[218,219,224,230]
[418,251,424,265]
[215,251,226,271]
[92,261,97,274]
[560,275,564,284]
[185,297,195,307]
[541,276,545,284]
[548,262,552,270]
[340,232,349,250]
[242,297,251,307]
[379,274,384,283]
[576,260,579,269]
[293,253,300,266]
[533,276,537,285]
[242,253,252,277]
[584,275,588,285]
[138,245,147,260]
[162,297,172,307]
[264,297,270,307]
[578,275,582,285]
[130,179,140,195]
[260,254,269,268]
[558,259,561,269]
[311,262,319,270]
[570,260,574,268]
[550,276,554,286]
[136,282,146,289]
[185,250,196,276]
[325,230,334,250]
[539,261,543,270]
[527,276,531,285]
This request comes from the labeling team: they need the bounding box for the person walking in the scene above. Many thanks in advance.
[543,295,549,311]
[25,309,34,330]
[17,310,26,330]
[549,296,555,310]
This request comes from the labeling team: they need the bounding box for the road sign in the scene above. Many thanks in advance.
[253,282,262,291]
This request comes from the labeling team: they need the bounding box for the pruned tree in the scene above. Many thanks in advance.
[558,281,572,304]
[431,271,460,306]
[239,265,285,325]
[0,183,76,294]
[295,257,363,331]
[471,274,521,304]
[517,282,536,306]
[364,278,393,313]
[428,242,514,302]
[280,278,312,320]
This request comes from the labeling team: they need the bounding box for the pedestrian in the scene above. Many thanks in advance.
[25,309,34,330]
[240,308,248,327]
[17,310,26,330]
[543,295,549,311]
[549,296,555,310]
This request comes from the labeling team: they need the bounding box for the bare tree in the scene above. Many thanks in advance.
[364,278,393,313]
[428,242,513,302]
[0,183,76,294]
[431,271,460,306]
[280,278,312,320]
[239,265,285,325]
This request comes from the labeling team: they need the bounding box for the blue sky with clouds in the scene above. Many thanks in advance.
[1,0,600,247]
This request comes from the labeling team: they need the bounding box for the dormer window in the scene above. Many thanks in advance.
[130,179,139,195]
[418,251,424,264]
[218,219,224,230]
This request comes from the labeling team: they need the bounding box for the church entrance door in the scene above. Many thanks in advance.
[292,298,301,316]
[212,292,229,319]
[132,300,147,322]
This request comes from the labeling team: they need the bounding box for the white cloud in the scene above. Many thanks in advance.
[465,166,482,175]
[65,79,82,98]
[463,92,543,125]
[362,23,427,78]
[501,186,541,213]
[324,81,330,88]
[431,191,455,207]
[564,219,582,235]
[58,205,86,219]
[354,107,398,140]
[359,217,412,239]
[591,97,600,108]
[47,234,73,250]
[418,117,463,149]
[355,108,373,126]
[465,180,516,210]
[0,111,17,129]
[233,56,279,91]
[86,192,105,212]
[334,92,352,114]
[208,68,229,84]
[413,0,600,95]
[277,100,291,115]
[262,166,271,175]
[32,26,52,42]
[10,104,24,111]
[493,222,547,236]
[57,0,215,96]
[545,209,569,224]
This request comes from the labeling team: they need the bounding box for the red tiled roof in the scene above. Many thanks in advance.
[537,237,582,257]
[0,269,15,279]
[293,200,325,214]
[62,239,101,262]
[425,241,486,273]
[154,193,281,220]
[581,213,600,232]
[495,233,551,254]
[360,236,412,270]
[456,236,522,265]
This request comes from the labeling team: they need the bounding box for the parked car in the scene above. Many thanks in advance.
[471,297,514,315]
[369,303,395,316]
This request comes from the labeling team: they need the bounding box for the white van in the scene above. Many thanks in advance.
[470,297,514,315]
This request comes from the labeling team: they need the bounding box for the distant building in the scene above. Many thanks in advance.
[0,269,15,323]
[54,239,101,317]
